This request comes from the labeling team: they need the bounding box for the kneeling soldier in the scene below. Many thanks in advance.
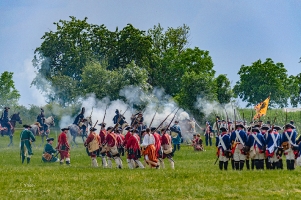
[42,138,59,162]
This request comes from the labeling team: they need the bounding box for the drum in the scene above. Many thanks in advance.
[282,142,289,150]
[224,150,232,158]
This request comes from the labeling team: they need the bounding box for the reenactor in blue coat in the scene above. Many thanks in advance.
[247,127,266,170]
[265,126,282,169]
[230,124,247,170]
[113,109,126,127]
[216,127,231,170]
[1,107,12,136]
[281,123,298,170]
[260,125,270,169]
[42,138,59,163]
[20,125,36,164]
[73,107,85,126]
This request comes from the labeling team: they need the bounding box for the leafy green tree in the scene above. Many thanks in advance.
[233,58,292,107]
[288,74,301,107]
[215,74,233,105]
[0,71,20,108]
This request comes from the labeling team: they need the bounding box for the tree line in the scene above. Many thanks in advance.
[2,16,301,123]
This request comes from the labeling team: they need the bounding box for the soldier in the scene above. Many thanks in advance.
[282,123,298,170]
[56,128,71,165]
[42,138,59,163]
[113,109,125,127]
[126,129,145,169]
[160,128,175,169]
[247,127,266,170]
[106,126,123,169]
[98,123,108,168]
[141,128,159,168]
[1,107,12,136]
[116,128,125,156]
[20,125,36,164]
[131,112,144,135]
[84,127,101,167]
[230,124,247,170]
[204,121,213,146]
[170,120,182,151]
[80,118,88,142]
[73,107,85,126]
[266,126,282,169]
[216,127,231,170]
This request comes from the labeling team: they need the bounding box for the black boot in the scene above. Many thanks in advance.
[27,157,30,164]
[259,160,264,170]
[255,159,260,170]
[231,159,235,170]
[265,158,269,170]
[234,161,239,170]
[290,160,295,170]
[246,160,250,170]
[251,159,255,170]
[278,159,283,169]
[66,161,70,165]
[21,155,25,164]
[239,161,245,170]
[286,160,290,170]
[219,161,223,170]
[270,162,276,169]
[224,161,228,170]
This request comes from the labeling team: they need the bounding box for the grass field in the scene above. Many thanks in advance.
[1,130,301,200]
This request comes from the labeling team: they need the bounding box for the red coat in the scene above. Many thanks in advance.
[106,132,117,147]
[123,131,132,147]
[116,134,124,147]
[126,134,140,150]
[99,129,107,144]
[85,132,101,146]
[153,133,161,157]
[161,133,171,146]
[57,132,70,151]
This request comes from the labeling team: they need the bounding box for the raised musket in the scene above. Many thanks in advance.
[149,106,159,128]
[151,107,178,134]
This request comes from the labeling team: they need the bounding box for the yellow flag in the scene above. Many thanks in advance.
[253,96,270,119]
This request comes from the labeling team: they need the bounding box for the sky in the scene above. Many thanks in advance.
[0,0,301,108]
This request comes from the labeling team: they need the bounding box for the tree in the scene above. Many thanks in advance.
[233,58,292,107]
[214,74,233,105]
[288,74,301,107]
[0,71,20,108]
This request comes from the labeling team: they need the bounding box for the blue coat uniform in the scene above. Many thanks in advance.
[216,134,231,152]
[266,132,281,154]
[3,110,9,123]
[113,114,125,125]
[281,130,297,145]
[247,133,266,150]
[230,130,247,145]
[73,113,84,125]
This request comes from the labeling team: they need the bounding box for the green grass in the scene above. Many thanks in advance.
[1,130,301,199]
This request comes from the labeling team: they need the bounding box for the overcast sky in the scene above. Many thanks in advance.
[0,1,301,107]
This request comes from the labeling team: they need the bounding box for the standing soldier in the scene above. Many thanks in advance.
[204,121,213,146]
[84,127,101,167]
[170,120,182,151]
[160,128,175,169]
[266,126,282,169]
[247,127,266,170]
[260,125,269,169]
[216,127,231,170]
[230,124,247,170]
[106,126,123,169]
[56,128,71,165]
[282,123,298,170]
[113,109,126,128]
[20,125,36,164]
[126,129,145,169]
[98,123,108,168]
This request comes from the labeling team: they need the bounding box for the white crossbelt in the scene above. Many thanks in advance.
[284,132,294,145]
[252,133,262,146]
[235,130,244,146]
[218,135,227,151]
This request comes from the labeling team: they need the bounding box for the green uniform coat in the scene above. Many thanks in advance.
[20,129,36,156]
[42,143,59,162]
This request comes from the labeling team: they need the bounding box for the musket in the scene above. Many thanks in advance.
[149,106,159,128]
[165,108,181,131]
[285,109,288,124]
[215,115,220,136]
[224,107,230,133]
[102,105,108,124]
[243,113,245,126]
[152,107,178,134]
[112,107,129,132]
[214,156,219,165]
[234,109,237,130]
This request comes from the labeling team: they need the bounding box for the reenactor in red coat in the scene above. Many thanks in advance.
[126,130,145,169]
[84,127,101,167]
[98,123,108,168]
[160,128,175,169]
[106,126,123,169]
[56,128,71,165]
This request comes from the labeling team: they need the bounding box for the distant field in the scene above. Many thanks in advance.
[0,130,301,199]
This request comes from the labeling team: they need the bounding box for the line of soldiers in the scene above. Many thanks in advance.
[216,120,299,171]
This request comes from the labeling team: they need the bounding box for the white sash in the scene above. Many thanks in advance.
[285,132,294,145]
[235,130,245,146]
[251,133,262,146]
[218,135,227,151]
[268,133,279,153]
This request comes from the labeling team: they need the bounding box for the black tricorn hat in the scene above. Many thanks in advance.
[273,126,282,131]
[106,126,113,131]
[285,123,295,129]
[90,127,97,131]
[46,137,54,142]
[4,107,10,109]
[252,127,260,133]
[150,127,157,131]
[98,123,106,127]
[125,126,131,131]
[235,124,245,129]
[261,125,270,130]
[220,127,227,132]
[23,124,31,128]
[61,128,69,131]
